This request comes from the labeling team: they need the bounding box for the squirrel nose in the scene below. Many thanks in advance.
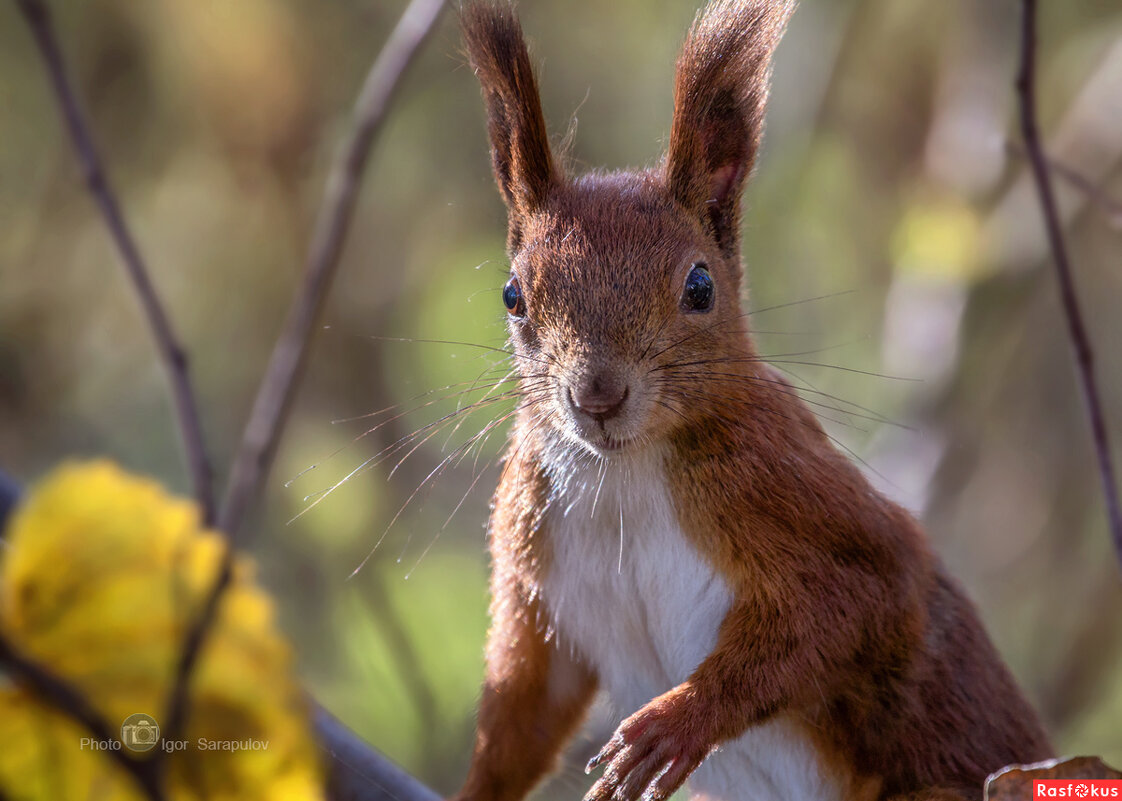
[568,378,629,422]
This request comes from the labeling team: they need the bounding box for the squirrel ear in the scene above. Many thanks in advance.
[462,2,557,245]
[665,0,793,255]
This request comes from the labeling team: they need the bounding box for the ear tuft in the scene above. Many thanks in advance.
[461,2,557,241]
[666,0,794,254]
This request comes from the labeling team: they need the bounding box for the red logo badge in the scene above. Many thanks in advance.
[1034,781,1122,798]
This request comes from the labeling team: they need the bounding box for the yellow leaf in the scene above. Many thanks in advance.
[0,461,324,800]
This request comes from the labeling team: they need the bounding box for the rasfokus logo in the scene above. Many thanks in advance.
[1035,780,1122,798]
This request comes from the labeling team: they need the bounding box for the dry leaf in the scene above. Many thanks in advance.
[986,756,1122,800]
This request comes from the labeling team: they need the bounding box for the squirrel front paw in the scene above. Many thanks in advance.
[584,692,717,801]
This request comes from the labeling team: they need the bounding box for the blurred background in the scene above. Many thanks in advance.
[1,0,1121,795]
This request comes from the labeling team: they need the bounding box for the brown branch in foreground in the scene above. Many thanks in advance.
[315,706,441,801]
[219,0,448,539]
[1016,0,1122,568]
[0,630,166,801]
[14,0,215,526]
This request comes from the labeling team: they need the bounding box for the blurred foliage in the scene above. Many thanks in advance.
[0,461,323,799]
[1,0,1121,797]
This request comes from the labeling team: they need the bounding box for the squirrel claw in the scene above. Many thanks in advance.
[585,736,620,774]
[583,700,711,801]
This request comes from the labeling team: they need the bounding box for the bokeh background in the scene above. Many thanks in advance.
[2,0,1121,795]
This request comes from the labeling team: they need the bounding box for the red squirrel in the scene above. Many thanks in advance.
[452,2,1053,799]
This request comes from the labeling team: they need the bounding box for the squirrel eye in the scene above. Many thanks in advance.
[680,263,714,313]
[502,276,525,317]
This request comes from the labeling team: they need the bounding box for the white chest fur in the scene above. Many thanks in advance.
[540,447,730,711]
[538,446,844,801]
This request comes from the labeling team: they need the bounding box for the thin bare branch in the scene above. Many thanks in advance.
[219,0,448,538]
[14,0,215,525]
[163,0,447,789]
[1016,0,1122,568]
[1006,141,1122,229]
[0,630,166,801]
[157,545,235,777]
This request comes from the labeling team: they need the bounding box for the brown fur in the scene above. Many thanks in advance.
[456,453,598,801]
[452,2,1052,800]
[460,1,557,251]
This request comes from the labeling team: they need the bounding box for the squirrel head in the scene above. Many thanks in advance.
[462,0,794,458]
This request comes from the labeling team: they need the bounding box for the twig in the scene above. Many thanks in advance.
[1016,0,1122,569]
[219,0,448,538]
[1038,158,1122,229]
[14,0,215,526]
[157,545,235,781]
[0,630,166,801]
[13,0,229,785]
[164,0,447,789]
[1006,141,1122,229]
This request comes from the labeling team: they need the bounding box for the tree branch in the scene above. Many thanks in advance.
[1016,0,1122,569]
[219,0,448,539]
[0,630,166,801]
[164,0,446,782]
[171,0,447,791]
[157,544,235,780]
[316,706,441,801]
[13,0,215,526]
[1006,141,1122,229]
